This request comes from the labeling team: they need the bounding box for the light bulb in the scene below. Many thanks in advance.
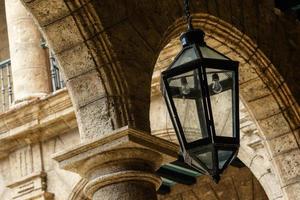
[181,77,191,95]
[212,73,222,93]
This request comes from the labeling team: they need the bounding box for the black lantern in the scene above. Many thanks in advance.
[161,0,239,183]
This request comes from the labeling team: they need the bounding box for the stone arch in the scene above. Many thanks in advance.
[68,179,88,200]
[20,0,299,141]
[150,14,299,200]
[18,1,299,198]
[19,0,153,140]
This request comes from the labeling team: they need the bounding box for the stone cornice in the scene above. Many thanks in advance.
[53,126,179,168]
[52,127,179,199]
[0,89,76,158]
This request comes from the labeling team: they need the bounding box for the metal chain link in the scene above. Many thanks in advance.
[184,0,193,29]
[184,0,190,20]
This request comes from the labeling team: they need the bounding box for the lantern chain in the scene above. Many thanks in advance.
[184,0,193,29]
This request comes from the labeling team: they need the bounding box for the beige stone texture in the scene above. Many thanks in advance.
[275,149,300,186]
[267,133,299,156]
[259,113,292,139]
[159,167,268,200]
[43,15,84,54]
[0,0,9,61]
[53,127,179,200]
[283,182,300,200]
[5,0,51,103]
[0,0,298,199]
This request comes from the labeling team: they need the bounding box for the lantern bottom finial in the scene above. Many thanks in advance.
[212,174,220,183]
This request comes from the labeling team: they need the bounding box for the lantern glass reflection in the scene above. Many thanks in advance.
[167,69,208,143]
[206,68,235,138]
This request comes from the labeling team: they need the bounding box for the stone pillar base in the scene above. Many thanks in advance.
[53,127,179,200]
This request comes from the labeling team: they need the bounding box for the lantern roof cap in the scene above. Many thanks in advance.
[180,28,205,47]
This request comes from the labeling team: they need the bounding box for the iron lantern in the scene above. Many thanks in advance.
[161,28,239,182]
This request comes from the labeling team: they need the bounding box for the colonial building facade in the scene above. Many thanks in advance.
[0,0,299,200]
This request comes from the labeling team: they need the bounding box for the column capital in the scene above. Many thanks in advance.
[53,126,179,199]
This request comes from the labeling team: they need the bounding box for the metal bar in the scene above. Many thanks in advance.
[7,63,13,104]
[156,167,196,185]
[1,68,5,111]
[50,53,65,91]
[170,78,233,99]
[230,157,245,168]
[0,59,10,68]
[157,184,171,195]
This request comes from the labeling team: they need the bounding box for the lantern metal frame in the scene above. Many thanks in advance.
[161,29,240,182]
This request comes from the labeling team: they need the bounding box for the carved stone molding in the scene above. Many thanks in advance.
[6,171,54,200]
[0,89,76,159]
[53,127,179,199]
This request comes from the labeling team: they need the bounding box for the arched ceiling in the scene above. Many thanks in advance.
[20,0,300,142]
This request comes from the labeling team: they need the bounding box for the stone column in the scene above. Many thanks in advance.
[5,0,51,104]
[53,127,179,200]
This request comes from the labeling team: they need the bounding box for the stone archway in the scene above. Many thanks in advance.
[150,14,300,200]
[20,0,300,141]
[18,0,299,199]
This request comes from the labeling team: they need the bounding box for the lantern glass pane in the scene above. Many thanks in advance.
[206,68,234,137]
[218,150,233,169]
[196,151,213,169]
[171,47,198,69]
[200,46,229,60]
[168,69,208,143]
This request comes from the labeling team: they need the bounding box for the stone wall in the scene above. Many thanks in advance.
[159,166,268,200]
[0,128,82,200]
[0,0,9,61]
[0,0,299,199]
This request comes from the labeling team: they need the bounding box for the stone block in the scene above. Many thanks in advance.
[275,149,300,186]
[267,133,298,156]
[239,63,258,84]
[258,113,291,139]
[247,95,280,120]
[57,42,97,80]
[259,172,284,200]
[6,171,54,200]
[181,191,198,200]
[71,4,102,40]
[294,129,300,145]
[76,98,113,140]
[26,0,70,27]
[240,77,271,102]
[67,69,105,109]
[282,106,300,131]
[282,182,300,200]
[43,15,84,53]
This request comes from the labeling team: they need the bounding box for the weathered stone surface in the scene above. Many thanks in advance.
[239,63,259,83]
[67,69,105,109]
[76,98,113,141]
[26,0,70,27]
[159,167,268,200]
[0,0,299,199]
[248,95,281,120]
[240,78,271,102]
[53,127,179,199]
[0,0,9,61]
[5,0,51,103]
[43,15,84,53]
[267,133,298,156]
[275,149,300,186]
[283,182,300,200]
[259,113,292,139]
[93,181,157,200]
[56,42,97,80]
